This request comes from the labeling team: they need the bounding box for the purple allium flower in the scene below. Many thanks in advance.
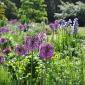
[15,45,28,56]
[9,19,17,24]
[0,27,9,34]
[0,56,5,63]
[24,36,40,51]
[37,32,47,43]
[3,47,11,54]
[39,44,54,59]
[0,38,7,44]
[18,24,27,31]
[49,20,59,30]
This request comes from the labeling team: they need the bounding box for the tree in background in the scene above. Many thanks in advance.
[0,0,18,20]
[62,0,85,3]
[11,0,21,8]
[18,0,47,22]
[44,0,56,22]
[55,1,85,26]
[0,2,6,19]
[45,0,85,23]
[4,0,18,19]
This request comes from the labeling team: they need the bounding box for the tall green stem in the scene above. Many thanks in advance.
[45,59,48,85]
[80,46,84,85]
[30,51,33,85]
[51,30,55,43]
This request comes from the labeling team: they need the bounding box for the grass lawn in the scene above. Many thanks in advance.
[79,27,85,36]
[78,27,85,49]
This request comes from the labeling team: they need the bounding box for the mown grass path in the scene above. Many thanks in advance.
[79,27,85,49]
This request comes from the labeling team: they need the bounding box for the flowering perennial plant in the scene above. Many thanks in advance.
[0,38,8,44]
[0,27,9,34]
[39,43,54,59]
[24,36,41,51]
[15,45,28,56]
[49,20,59,31]
[0,56,5,63]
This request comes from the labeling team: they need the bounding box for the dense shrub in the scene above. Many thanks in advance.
[1,0,18,19]
[0,66,11,84]
[18,0,47,22]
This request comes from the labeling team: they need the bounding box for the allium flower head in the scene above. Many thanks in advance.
[39,43,54,59]
[0,27,9,34]
[15,45,28,56]
[0,38,7,44]
[18,24,27,31]
[49,20,59,30]
[24,36,40,51]
[0,56,5,63]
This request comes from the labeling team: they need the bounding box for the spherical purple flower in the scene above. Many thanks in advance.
[49,20,59,30]
[0,38,7,44]
[15,45,28,56]
[0,27,9,34]
[18,24,27,31]
[0,56,5,64]
[39,44,54,59]
[24,36,40,51]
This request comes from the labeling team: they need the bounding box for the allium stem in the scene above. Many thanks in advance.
[80,46,84,85]
[30,51,33,85]
[45,59,48,85]
[51,30,55,43]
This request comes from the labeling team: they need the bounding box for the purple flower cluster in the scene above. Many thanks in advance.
[0,56,5,63]
[24,36,41,51]
[0,38,7,44]
[18,24,27,31]
[39,43,54,59]
[0,19,55,63]
[15,45,28,56]
[3,47,11,54]
[11,31,54,59]
[49,20,59,30]
[0,26,55,61]
[0,27,9,34]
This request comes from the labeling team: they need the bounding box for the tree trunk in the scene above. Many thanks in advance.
[11,0,21,8]
[45,0,56,23]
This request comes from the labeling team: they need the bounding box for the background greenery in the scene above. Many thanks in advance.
[0,0,85,25]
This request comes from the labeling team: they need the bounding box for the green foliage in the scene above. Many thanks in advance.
[18,0,47,22]
[20,15,29,24]
[55,2,78,19]
[0,19,7,27]
[53,29,80,58]
[1,0,18,19]
[0,66,11,85]
[76,2,85,26]
[0,3,6,19]
[55,1,85,26]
